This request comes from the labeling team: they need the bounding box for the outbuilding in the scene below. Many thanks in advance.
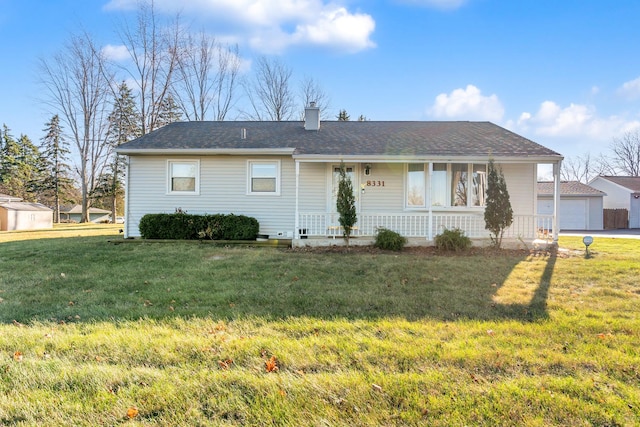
[0,194,53,231]
[588,176,640,229]
[537,181,605,231]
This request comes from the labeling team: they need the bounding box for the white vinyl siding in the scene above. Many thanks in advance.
[298,162,327,212]
[360,163,404,213]
[125,156,295,238]
[501,163,535,215]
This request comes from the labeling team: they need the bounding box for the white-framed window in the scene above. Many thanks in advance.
[248,160,280,195]
[406,162,487,208]
[406,163,426,208]
[167,160,200,195]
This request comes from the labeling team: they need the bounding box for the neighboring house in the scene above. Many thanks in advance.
[60,205,111,223]
[0,194,53,231]
[116,105,563,246]
[588,176,640,228]
[537,181,605,231]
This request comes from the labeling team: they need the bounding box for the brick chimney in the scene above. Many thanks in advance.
[304,101,320,131]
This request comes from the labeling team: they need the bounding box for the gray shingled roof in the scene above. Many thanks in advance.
[599,176,640,192]
[0,202,52,212]
[538,181,605,196]
[117,121,562,159]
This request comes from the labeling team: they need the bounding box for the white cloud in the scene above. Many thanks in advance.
[102,44,130,62]
[395,0,467,9]
[617,76,640,100]
[516,100,640,140]
[428,85,504,122]
[104,0,376,54]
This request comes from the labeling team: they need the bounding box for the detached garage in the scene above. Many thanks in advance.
[0,195,53,231]
[537,181,605,231]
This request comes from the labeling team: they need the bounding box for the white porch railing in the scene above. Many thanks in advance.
[297,212,555,240]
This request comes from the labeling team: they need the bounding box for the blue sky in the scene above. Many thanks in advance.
[2,0,640,168]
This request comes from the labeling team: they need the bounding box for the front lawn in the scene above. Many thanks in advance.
[0,228,638,426]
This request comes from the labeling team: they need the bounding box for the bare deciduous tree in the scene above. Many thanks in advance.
[117,0,182,134]
[299,76,331,120]
[609,130,640,176]
[173,30,241,121]
[39,32,113,222]
[244,56,296,121]
[561,153,600,183]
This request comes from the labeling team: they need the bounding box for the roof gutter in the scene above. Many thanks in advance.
[292,154,564,163]
[115,148,297,156]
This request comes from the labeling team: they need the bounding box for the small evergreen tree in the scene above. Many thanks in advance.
[337,109,350,121]
[336,162,357,247]
[484,159,513,248]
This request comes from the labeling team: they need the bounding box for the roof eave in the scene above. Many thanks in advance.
[116,148,297,156]
[293,154,564,163]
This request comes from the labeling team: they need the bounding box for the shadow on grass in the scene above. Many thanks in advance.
[0,238,557,324]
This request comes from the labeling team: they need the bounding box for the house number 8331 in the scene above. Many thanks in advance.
[366,180,385,187]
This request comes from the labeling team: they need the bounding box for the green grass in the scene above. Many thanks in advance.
[0,227,639,426]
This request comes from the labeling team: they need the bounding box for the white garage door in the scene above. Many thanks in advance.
[537,198,587,230]
[561,199,587,230]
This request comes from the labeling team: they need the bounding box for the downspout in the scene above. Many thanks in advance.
[294,160,300,242]
[553,160,562,244]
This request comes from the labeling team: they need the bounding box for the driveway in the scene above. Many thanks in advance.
[560,229,640,239]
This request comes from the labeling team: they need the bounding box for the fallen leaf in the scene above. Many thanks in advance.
[278,389,287,397]
[126,406,139,419]
[13,351,23,362]
[265,356,278,373]
[218,359,233,370]
[68,301,75,306]
[487,329,495,336]
[371,383,383,392]
[144,300,153,306]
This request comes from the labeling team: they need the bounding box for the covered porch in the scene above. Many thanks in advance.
[295,211,555,246]
[292,158,563,247]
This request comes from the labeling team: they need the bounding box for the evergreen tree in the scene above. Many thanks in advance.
[38,115,74,222]
[0,125,43,201]
[156,94,183,128]
[336,162,357,247]
[337,109,350,121]
[0,125,20,195]
[484,159,513,248]
[98,82,141,221]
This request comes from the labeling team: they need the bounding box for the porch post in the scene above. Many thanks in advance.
[553,160,562,243]
[294,160,300,240]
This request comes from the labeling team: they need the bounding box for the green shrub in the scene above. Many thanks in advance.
[139,212,259,240]
[435,228,472,251]
[374,228,407,251]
